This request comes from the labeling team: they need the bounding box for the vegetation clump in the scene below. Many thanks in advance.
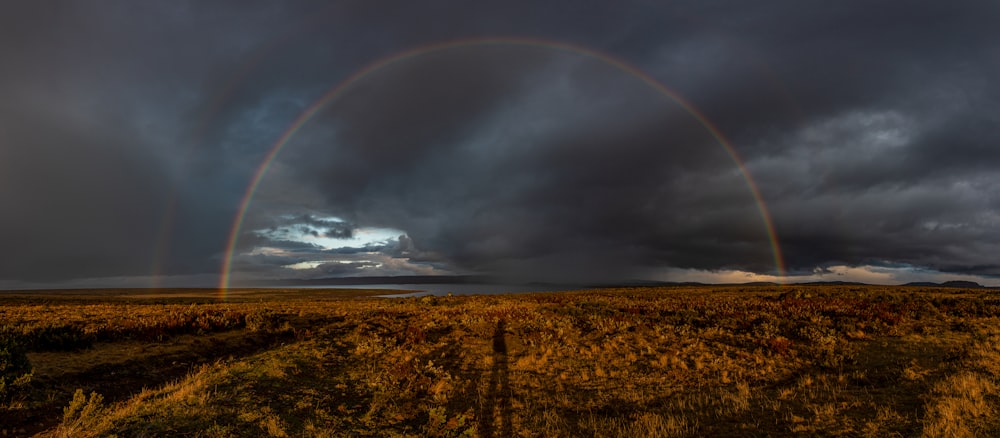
[0,334,33,402]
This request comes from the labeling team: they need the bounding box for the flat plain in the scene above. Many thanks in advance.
[2,285,1000,437]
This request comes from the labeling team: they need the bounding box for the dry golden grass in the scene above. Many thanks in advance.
[919,323,1000,437]
[2,285,1000,436]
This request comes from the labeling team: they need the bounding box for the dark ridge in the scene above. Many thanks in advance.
[941,280,984,288]
[902,280,983,288]
[583,280,698,289]
[243,276,995,290]
[798,281,869,286]
[248,276,755,289]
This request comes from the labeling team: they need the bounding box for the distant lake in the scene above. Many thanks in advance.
[291,283,577,298]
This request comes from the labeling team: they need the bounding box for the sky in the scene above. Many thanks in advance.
[2,1,999,289]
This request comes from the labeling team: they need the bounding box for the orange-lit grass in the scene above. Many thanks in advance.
[3,285,1000,436]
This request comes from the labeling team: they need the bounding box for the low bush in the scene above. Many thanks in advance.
[0,334,33,402]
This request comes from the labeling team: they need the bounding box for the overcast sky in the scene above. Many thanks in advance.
[2,1,999,289]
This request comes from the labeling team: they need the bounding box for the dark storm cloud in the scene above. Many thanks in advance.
[2,0,999,287]
[736,18,1000,276]
[264,44,778,282]
[0,1,326,283]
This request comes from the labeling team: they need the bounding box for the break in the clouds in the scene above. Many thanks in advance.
[1,1,999,288]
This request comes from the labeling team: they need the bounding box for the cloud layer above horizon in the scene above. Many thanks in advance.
[2,1,999,288]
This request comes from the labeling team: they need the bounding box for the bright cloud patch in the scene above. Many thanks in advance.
[254,215,404,250]
[283,261,325,270]
[222,213,453,282]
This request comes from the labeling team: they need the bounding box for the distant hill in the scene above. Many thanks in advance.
[250,276,698,289]
[245,275,990,290]
[731,281,780,286]
[902,280,984,288]
[799,281,869,286]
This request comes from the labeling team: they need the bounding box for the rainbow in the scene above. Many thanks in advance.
[218,37,786,297]
[148,40,294,289]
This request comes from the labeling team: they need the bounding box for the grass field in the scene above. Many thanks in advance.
[3,285,1000,437]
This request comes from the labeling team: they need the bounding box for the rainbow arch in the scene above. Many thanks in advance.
[218,37,785,297]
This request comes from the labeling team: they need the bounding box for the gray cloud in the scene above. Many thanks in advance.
[2,0,999,287]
